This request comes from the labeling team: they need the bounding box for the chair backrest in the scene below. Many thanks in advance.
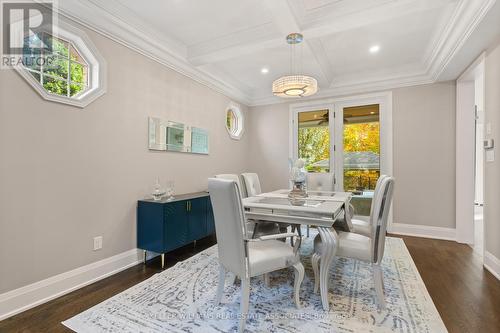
[215,174,247,198]
[241,173,262,197]
[306,173,334,192]
[370,176,395,264]
[369,175,389,218]
[208,178,248,277]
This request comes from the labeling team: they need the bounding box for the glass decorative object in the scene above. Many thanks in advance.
[288,158,308,205]
[288,181,308,206]
[165,180,175,201]
[151,177,166,201]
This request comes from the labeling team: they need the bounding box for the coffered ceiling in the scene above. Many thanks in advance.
[58,0,498,106]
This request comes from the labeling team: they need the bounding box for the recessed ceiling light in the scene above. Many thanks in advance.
[369,45,380,54]
[261,68,269,74]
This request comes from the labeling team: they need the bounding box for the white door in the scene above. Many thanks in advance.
[292,102,382,214]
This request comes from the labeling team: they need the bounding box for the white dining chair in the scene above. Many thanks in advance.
[350,175,389,237]
[305,173,335,237]
[306,172,335,192]
[215,174,280,238]
[208,178,305,332]
[215,174,247,197]
[242,172,302,240]
[241,172,262,197]
[310,176,395,309]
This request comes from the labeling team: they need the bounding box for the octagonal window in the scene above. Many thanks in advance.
[23,32,89,98]
[16,21,106,108]
[225,103,244,140]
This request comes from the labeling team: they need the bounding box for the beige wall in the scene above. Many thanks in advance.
[484,40,500,259]
[246,103,290,192]
[392,83,456,228]
[248,82,457,229]
[0,22,250,293]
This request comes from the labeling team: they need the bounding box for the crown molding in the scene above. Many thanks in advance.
[51,0,494,107]
[424,0,497,80]
[54,0,251,105]
[248,70,433,106]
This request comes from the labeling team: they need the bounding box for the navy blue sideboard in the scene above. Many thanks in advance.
[137,191,215,268]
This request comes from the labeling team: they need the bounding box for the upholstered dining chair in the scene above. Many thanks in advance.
[242,173,302,240]
[310,176,395,309]
[208,178,305,332]
[349,175,389,237]
[305,173,336,237]
[306,172,335,192]
[215,174,280,238]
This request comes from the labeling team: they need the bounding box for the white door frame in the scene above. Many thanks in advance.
[289,91,393,225]
[456,53,486,245]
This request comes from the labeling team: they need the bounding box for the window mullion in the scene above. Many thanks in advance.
[67,52,71,97]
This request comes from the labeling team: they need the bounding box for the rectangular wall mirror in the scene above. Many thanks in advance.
[191,127,209,154]
[148,117,208,154]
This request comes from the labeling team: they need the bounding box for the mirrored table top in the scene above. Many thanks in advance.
[243,195,344,216]
[258,189,352,202]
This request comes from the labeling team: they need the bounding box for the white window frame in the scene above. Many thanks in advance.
[225,102,245,140]
[14,20,107,108]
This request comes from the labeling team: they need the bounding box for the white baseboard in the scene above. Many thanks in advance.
[388,223,456,241]
[484,251,500,280]
[0,249,141,321]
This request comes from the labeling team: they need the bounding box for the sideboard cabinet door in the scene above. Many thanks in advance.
[164,201,189,252]
[206,197,215,235]
[188,197,207,241]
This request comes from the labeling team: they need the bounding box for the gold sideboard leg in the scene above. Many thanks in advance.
[143,250,147,264]
[161,253,165,269]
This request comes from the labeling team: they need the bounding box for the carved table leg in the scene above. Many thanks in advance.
[317,226,338,311]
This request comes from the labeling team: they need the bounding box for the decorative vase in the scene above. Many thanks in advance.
[288,181,308,206]
[151,177,166,201]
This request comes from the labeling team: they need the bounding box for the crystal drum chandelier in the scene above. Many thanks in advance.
[272,33,318,98]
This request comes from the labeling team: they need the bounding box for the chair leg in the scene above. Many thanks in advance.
[373,264,386,309]
[229,272,238,285]
[311,253,321,294]
[216,265,226,304]
[264,273,270,287]
[293,262,305,309]
[239,278,250,333]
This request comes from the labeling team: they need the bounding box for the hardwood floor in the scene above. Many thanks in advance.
[0,235,499,333]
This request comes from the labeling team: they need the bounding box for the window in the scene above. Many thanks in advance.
[225,103,244,140]
[342,104,380,193]
[23,32,89,98]
[297,110,331,172]
[15,21,106,108]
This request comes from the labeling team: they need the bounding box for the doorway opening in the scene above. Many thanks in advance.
[291,92,391,219]
[456,54,485,258]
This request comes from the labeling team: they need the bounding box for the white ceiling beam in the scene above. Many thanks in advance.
[262,0,335,85]
[188,23,282,66]
[303,0,457,39]
[187,0,456,66]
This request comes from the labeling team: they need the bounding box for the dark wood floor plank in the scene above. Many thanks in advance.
[0,234,499,333]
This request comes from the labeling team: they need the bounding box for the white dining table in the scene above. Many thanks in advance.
[242,190,352,311]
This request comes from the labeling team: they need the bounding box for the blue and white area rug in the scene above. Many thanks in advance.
[63,233,447,332]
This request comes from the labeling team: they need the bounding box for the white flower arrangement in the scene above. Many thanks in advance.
[289,158,307,183]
